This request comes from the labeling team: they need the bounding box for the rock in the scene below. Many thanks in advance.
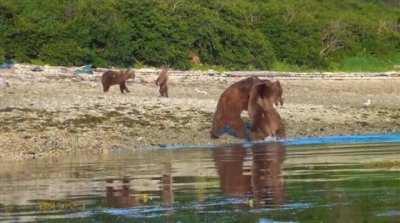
[194,88,208,95]
[74,64,94,75]
[0,76,9,89]
[31,66,44,72]
[363,99,371,107]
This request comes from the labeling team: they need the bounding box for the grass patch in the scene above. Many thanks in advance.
[330,54,400,72]
[364,160,400,169]
[135,54,400,74]
[191,64,226,73]
[133,61,146,69]
[30,59,47,66]
[193,54,400,73]
[272,61,306,72]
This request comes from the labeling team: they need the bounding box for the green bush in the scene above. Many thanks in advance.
[0,48,4,64]
[38,41,89,66]
[272,61,304,72]
[191,64,226,73]
[0,0,398,71]
[333,56,391,72]
[30,59,46,66]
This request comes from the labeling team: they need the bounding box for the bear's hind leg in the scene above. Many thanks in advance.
[159,87,163,97]
[123,82,130,93]
[164,85,168,97]
[230,118,249,139]
[210,115,225,139]
[119,82,129,93]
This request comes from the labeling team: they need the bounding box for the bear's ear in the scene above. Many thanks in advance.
[255,81,273,99]
[163,65,169,72]
[272,80,281,87]
[129,70,135,78]
[272,80,282,93]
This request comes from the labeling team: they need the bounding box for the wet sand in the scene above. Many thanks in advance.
[1,65,400,160]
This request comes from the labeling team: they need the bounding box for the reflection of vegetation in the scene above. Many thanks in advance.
[35,167,400,223]
[279,166,400,223]
[364,160,400,169]
[1,205,17,213]
[0,0,399,71]
[3,145,400,223]
[38,200,86,212]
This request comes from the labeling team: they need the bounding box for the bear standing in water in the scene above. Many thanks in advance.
[101,69,135,93]
[155,67,169,97]
[210,77,284,139]
[248,81,286,140]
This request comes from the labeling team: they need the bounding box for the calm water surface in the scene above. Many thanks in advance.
[1,143,400,222]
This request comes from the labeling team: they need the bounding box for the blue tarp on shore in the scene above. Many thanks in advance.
[156,133,400,150]
[285,133,400,146]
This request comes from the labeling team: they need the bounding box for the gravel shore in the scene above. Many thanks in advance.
[1,64,400,160]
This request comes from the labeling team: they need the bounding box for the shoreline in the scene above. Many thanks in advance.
[1,64,400,160]
[2,63,400,78]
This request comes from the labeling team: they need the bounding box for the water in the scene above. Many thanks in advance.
[1,142,400,222]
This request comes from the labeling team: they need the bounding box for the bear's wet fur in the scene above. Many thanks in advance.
[248,81,286,140]
[210,77,284,139]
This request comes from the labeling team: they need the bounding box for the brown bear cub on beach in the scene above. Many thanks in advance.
[155,67,169,97]
[102,69,135,93]
[210,77,284,139]
[248,81,286,140]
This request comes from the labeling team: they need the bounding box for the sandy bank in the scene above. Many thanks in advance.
[1,64,400,160]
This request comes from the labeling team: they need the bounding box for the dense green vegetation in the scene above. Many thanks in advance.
[0,0,399,71]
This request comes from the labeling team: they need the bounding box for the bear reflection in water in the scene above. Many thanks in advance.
[104,143,285,209]
[105,178,136,208]
[105,163,174,208]
[213,143,286,207]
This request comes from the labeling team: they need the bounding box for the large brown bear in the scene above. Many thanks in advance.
[248,81,286,140]
[210,77,283,139]
[155,67,169,97]
[101,69,135,93]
